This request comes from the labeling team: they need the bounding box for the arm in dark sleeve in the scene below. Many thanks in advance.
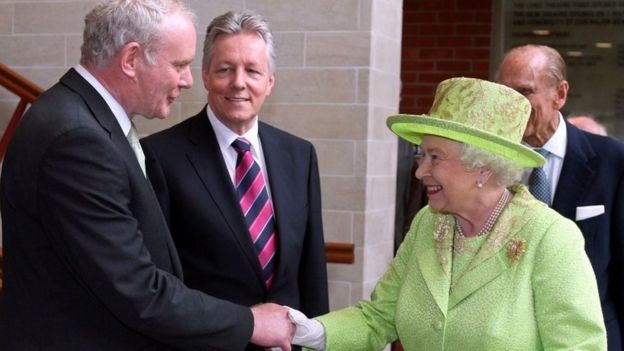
[142,139,172,225]
[299,145,329,317]
[39,127,253,350]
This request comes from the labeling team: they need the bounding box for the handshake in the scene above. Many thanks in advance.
[250,303,325,351]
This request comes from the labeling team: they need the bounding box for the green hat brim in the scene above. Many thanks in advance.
[387,114,545,168]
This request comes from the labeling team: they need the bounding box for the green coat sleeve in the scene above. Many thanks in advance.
[316,210,425,350]
[533,216,606,350]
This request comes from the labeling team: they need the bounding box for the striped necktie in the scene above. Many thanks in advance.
[126,124,146,177]
[529,148,551,205]
[232,137,277,289]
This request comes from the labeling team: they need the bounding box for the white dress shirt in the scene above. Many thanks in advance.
[522,113,567,204]
[205,105,273,199]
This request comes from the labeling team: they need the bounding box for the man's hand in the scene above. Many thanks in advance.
[250,303,294,350]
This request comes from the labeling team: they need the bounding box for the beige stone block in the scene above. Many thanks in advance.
[184,0,244,33]
[366,175,397,210]
[371,34,402,74]
[269,68,356,103]
[193,33,206,69]
[0,85,12,100]
[371,106,400,140]
[366,140,397,175]
[357,68,370,104]
[259,104,368,140]
[313,139,355,175]
[179,102,206,120]
[247,0,359,31]
[306,32,370,67]
[352,212,367,247]
[327,280,352,310]
[327,247,363,282]
[274,32,304,67]
[354,140,367,175]
[359,0,372,30]
[0,99,20,129]
[322,210,353,243]
[362,241,394,282]
[134,103,184,136]
[369,70,400,109]
[6,67,66,91]
[0,36,65,66]
[361,208,397,246]
[178,68,207,103]
[321,175,366,211]
[66,35,82,66]
[0,4,12,34]
[14,2,94,34]
[371,0,403,38]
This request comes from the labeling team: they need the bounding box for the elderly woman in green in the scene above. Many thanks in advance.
[289,77,606,350]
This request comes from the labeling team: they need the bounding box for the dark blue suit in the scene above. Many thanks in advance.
[141,109,329,350]
[552,121,624,350]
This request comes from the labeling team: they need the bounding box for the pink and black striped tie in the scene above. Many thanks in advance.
[232,137,277,289]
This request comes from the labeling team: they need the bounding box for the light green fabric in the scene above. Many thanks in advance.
[386,77,545,168]
[317,185,606,351]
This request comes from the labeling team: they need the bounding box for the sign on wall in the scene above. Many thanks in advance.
[499,0,624,139]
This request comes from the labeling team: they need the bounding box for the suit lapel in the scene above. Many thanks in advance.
[185,112,263,280]
[417,214,453,315]
[448,185,532,309]
[258,123,293,287]
[552,122,595,220]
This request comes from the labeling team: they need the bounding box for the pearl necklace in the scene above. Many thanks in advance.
[456,188,511,238]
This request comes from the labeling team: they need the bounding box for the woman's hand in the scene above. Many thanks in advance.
[287,307,326,350]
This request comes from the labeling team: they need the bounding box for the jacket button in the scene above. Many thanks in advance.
[433,321,443,330]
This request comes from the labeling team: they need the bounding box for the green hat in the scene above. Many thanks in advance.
[387,77,544,168]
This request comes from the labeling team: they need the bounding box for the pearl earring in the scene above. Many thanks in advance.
[477,181,483,188]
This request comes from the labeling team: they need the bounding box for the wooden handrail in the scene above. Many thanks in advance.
[0,62,43,103]
[0,63,355,294]
[325,242,355,264]
[0,241,352,293]
[0,62,44,161]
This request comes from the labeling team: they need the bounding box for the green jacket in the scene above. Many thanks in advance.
[318,185,606,350]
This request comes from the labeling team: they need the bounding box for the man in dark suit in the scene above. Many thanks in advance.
[0,1,293,350]
[141,11,329,350]
[498,44,624,351]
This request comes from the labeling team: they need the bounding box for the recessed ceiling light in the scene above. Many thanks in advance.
[595,42,613,49]
[532,29,551,36]
[566,51,583,57]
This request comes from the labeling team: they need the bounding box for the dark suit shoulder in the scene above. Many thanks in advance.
[259,120,315,150]
[142,112,204,148]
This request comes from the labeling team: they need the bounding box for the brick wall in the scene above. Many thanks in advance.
[400,0,493,114]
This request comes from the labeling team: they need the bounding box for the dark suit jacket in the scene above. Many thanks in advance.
[0,69,253,351]
[141,109,329,349]
[552,121,624,351]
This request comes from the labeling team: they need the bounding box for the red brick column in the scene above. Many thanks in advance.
[400,0,493,115]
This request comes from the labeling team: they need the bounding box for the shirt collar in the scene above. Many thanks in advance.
[205,105,260,156]
[74,64,132,135]
[539,112,567,159]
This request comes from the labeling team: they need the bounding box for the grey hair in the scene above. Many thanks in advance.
[202,10,275,73]
[496,44,566,88]
[458,143,525,187]
[80,0,196,68]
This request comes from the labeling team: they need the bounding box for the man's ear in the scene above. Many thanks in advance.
[553,80,569,110]
[119,42,142,79]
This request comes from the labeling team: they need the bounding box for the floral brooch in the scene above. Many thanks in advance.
[507,239,527,261]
